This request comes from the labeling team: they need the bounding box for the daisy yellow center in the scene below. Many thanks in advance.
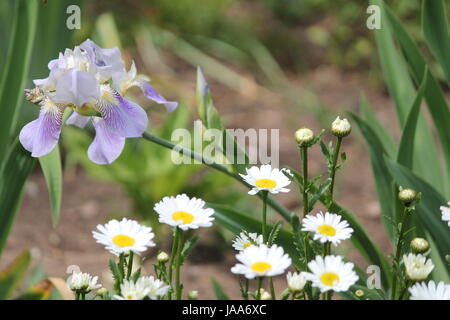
[172,211,194,224]
[320,272,339,286]
[255,179,277,189]
[317,224,336,236]
[251,261,272,273]
[112,234,135,247]
[243,242,252,249]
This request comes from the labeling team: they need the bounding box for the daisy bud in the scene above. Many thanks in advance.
[295,128,315,145]
[287,272,307,292]
[157,251,170,263]
[96,287,108,297]
[410,238,430,254]
[260,290,272,300]
[355,289,364,298]
[398,188,417,206]
[331,117,351,137]
[188,290,199,300]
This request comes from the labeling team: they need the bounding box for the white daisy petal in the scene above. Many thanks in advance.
[409,281,450,300]
[230,244,291,279]
[240,164,291,195]
[154,194,215,230]
[232,232,264,251]
[403,253,434,281]
[301,211,353,246]
[304,255,358,293]
[440,202,450,227]
[92,218,155,256]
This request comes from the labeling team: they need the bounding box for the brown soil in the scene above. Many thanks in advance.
[2,67,398,299]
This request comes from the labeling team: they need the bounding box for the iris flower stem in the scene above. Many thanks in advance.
[329,137,342,199]
[391,207,411,300]
[126,251,134,280]
[142,131,293,222]
[175,227,184,300]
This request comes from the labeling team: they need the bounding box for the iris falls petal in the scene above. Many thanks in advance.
[138,81,178,112]
[19,100,63,157]
[88,117,125,164]
[96,89,148,138]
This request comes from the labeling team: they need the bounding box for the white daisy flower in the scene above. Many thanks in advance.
[232,232,264,251]
[239,164,291,195]
[137,276,169,300]
[114,279,149,300]
[409,281,450,300]
[67,272,101,292]
[231,244,291,279]
[286,271,307,292]
[153,194,214,230]
[440,202,450,227]
[403,253,434,281]
[304,255,358,293]
[92,218,155,256]
[301,211,353,246]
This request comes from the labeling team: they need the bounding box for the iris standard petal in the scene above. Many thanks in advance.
[19,100,63,157]
[138,81,178,112]
[52,69,101,107]
[66,111,91,128]
[88,117,125,164]
[96,89,148,138]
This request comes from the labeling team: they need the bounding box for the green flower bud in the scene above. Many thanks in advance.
[157,251,169,263]
[410,238,430,254]
[398,188,417,206]
[331,117,351,137]
[188,290,199,300]
[295,128,315,145]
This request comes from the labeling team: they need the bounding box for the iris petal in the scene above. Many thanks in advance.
[138,81,178,112]
[66,111,91,128]
[96,89,148,138]
[19,100,63,157]
[88,117,125,164]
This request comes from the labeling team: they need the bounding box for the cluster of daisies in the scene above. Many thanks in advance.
[67,194,213,300]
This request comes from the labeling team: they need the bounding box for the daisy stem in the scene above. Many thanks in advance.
[256,277,263,300]
[168,227,180,299]
[243,279,249,300]
[262,191,268,243]
[391,207,411,300]
[175,227,184,300]
[301,145,309,218]
[75,292,80,300]
[269,277,276,300]
[118,253,126,280]
[329,137,342,200]
[141,131,293,222]
[126,251,134,280]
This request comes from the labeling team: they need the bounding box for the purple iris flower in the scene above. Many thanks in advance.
[20,39,177,164]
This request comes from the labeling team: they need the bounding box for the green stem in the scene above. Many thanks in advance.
[126,251,134,280]
[301,146,309,218]
[391,207,411,300]
[168,228,179,299]
[269,277,276,300]
[243,279,249,300]
[256,277,263,300]
[142,131,293,221]
[329,137,342,199]
[75,291,80,300]
[118,253,126,280]
[262,191,268,242]
[175,227,184,300]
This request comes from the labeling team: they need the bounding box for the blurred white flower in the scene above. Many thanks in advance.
[440,202,450,227]
[409,281,450,300]
[286,271,307,292]
[403,253,434,281]
[67,272,101,292]
[232,232,263,251]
